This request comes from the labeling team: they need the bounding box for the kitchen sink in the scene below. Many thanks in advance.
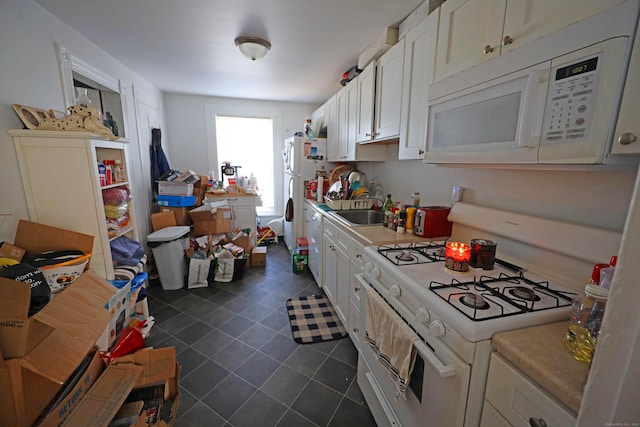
[329,209,384,226]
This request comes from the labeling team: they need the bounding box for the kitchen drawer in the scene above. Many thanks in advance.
[480,399,510,427]
[485,353,577,427]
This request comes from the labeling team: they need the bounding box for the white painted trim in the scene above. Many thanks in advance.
[578,162,640,425]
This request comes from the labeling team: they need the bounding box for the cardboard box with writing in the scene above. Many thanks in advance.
[189,207,231,236]
[192,175,209,206]
[64,347,180,427]
[37,349,104,427]
[0,220,99,359]
[96,281,132,351]
[0,220,114,427]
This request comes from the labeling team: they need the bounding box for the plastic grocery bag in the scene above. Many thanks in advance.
[188,256,214,288]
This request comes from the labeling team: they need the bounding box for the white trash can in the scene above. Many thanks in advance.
[147,226,190,290]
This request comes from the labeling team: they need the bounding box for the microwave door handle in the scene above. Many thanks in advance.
[518,67,550,148]
[413,339,455,377]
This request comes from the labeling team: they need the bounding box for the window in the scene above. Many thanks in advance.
[215,115,274,212]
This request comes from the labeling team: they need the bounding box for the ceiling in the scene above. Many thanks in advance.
[35,0,425,104]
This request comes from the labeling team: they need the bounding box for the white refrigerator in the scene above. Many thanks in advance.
[282,136,329,251]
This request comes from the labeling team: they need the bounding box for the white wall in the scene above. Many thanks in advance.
[359,144,635,233]
[0,0,164,244]
[163,93,319,220]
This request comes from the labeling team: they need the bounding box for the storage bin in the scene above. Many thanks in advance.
[147,226,190,290]
[291,248,308,273]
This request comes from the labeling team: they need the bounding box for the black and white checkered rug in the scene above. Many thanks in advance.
[286,294,347,344]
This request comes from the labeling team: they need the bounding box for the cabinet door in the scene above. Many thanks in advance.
[399,10,439,160]
[335,244,350,325]
[355,63,376,143]
[336,86,349,161]
[612,4,640,155]
[344,79,358,161]
[502,0,622,55]
[322,237,338,304]
[374,38,405,141]
[435,0,506,82]
[326,95,340,161]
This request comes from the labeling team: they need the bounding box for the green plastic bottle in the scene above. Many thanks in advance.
[383,194,393,227]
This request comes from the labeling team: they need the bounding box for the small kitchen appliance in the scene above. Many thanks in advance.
[413,206,452,238]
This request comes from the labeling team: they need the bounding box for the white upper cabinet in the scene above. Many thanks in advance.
[399,10,439,160]
[326,94,339,161]
[355,63,376,143]
[356,39,406,143]
[373,38,405,141]
[435,0,623,82]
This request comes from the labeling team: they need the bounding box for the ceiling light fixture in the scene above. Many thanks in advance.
[234,36,271,61]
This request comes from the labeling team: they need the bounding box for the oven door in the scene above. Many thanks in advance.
[356,275,471,427]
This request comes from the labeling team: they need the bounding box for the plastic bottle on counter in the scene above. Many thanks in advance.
[563,283,609,363]
[411,192,421,207]
[317,176,324,202]
[406,207,417,233]
[397,210,407,234]
[383,194,393,227]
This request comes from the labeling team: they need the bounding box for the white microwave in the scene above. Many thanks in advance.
[425,0,640,165]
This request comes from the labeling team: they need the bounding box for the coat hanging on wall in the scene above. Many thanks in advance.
[150,128,170,193]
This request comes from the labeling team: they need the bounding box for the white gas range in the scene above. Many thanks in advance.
[355,202,621,427]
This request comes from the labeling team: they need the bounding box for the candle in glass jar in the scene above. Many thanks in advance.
[445,242,471,272]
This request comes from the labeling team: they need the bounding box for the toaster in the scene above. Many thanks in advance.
[414,206,452,238]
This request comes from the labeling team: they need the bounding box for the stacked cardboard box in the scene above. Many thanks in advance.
[0,221,116,427]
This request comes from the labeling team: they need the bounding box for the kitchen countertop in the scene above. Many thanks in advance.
[305,199,441,246]
[492,321,590,414]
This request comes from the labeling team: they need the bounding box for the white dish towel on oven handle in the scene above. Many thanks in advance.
[365,288,419,399]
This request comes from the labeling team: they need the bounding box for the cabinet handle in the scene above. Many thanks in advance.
[365,133,373,137]
[354,286,360,292]
[418,149,424,155]
[353,327,359,333]
[483,45,494,54]
[502,35,513,46]
[529,418,547,427]
[356,253,362,259]
[618,132,637,145]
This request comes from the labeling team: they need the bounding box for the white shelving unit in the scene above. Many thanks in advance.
[11,129,139,280]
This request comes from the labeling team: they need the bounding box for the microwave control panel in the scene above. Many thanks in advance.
[541,54,602,145]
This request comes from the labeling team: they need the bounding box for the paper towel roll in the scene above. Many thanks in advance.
[317,176,324,202]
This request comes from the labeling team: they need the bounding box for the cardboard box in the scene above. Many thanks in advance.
[159,207,192,227]
[232,235,255,268]
[192,175,209,206]
[158,181,194,196]
[114,347,177,389]
[251,246,267,267]
[151,211,177,232]
[157,195,197,207]
[0,265,111,360]
[96,281,132,351]
[37,349,104,427]
[189,207,232,236]
[60,363,144,427]
[13,220,94,270]
[0,242,25,262]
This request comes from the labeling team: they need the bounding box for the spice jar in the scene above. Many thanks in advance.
[397,210,407,234]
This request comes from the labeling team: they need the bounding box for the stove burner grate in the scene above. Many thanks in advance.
[378,241,447,265]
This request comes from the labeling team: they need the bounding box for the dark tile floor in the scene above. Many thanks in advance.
[145,241,377,427]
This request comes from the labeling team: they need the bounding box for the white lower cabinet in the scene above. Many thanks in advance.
[482,353,577,427]
[322,219,350,325]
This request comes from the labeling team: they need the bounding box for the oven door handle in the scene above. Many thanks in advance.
[413,339,456,378]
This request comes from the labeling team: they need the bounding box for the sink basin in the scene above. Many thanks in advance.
[329,209,384,226]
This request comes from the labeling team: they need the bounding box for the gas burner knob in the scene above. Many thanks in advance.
[416,307,430,323]
[429,320,446,337]
[371,267,381,279]
[390,284,401,297]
